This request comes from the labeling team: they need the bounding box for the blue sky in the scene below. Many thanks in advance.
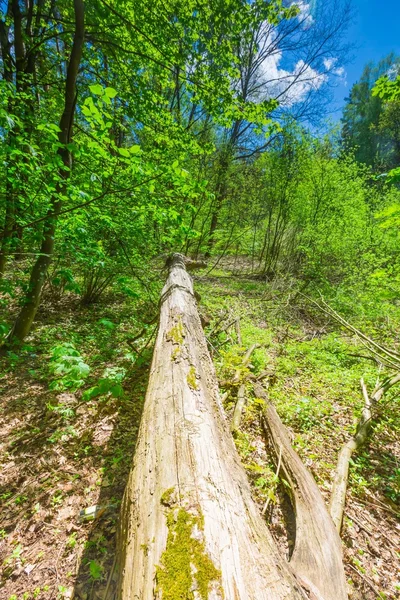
[332,0,400,112]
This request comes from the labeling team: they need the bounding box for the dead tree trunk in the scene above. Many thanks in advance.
[117,254,306,599]
[255,384,348,600]
[330,373,400,532]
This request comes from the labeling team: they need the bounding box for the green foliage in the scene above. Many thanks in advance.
[97,318,116,330]
[82,366,126,401]
[88,560,103,581]
[48,343,90,391]
[341,54,400,169]
[66,532,78,549]
[0,0,352,351]
[373,75,400,101]
[3,543,23,565]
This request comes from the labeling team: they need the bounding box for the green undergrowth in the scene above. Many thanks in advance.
[197,270,400,504]
[0,289,154,598]
[1,291,157,408]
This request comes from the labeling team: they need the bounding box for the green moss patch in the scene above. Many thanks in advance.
[167,317,185,346]
[160,487,176,507]
[156,501,222,600]
[187,365,198,390]
[167,316,185,362]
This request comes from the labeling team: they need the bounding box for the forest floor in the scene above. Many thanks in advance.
[0,260,399,600]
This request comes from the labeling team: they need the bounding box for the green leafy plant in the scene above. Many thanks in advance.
[48,343,90,391]
[83,366,126,401]
[89,560,103,581]
[51,491,64,507]
[4,543,23,566]
[48,425,78,444]
[66,532,78,549]
[57,585,69,599]
[97,318,116,330]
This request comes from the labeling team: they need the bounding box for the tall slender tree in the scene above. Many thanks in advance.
[6,0,85,342]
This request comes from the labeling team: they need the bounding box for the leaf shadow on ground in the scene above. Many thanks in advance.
[0,347,149,600]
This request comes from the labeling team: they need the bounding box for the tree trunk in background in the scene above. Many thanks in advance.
[206,138,237,256]
[0,2,15,278]
[117,253,306,600]
[5,0,85,344]
[206,168,228,256]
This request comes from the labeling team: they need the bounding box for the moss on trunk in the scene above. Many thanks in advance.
[156,491,222,600]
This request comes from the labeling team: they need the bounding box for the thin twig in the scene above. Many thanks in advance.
[103,555,117,600]
[235,318,242,345]
[300,293,400,369]
[348,510,398,549]
[347,563,380,596]
[353,497,400,518]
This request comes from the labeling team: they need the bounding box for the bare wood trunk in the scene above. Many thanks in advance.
[117,254,306,600]
[231,383,246,432]
[235,318,242,345]
[255,383,348,600]
[330,373,400,532]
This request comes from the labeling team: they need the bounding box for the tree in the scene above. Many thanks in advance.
[5,0,85,342]
[372,70,400,182]
[0,0,298,344]
[202,0,352,254]
[341,53,400,169]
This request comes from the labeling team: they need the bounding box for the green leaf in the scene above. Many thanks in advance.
[98,318,116,329]
[118,147,130,157]
[129,145,141,155]
[89,560,103,580]
[89,84,104,96]
[104,87,117,98]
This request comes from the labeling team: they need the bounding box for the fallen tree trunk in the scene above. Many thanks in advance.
[302,295,400,534]
[117,254,306,599]
[330,373,400,532]
[255,383,348,600]
[231,383,246,432]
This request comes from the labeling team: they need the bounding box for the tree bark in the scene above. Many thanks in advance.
[330,373,400,532]
[255,383,348,600]
[5,0,85,344]
[0,1,16,278]
[117,254,306,600]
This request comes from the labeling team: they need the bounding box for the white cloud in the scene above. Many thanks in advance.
[323,57,346,82]
[257,36,327,106]
[323,57,337,71]
[334,66,345,77]
[293,1,314,26]
[247,9,346,109]
[284,60,327,104]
